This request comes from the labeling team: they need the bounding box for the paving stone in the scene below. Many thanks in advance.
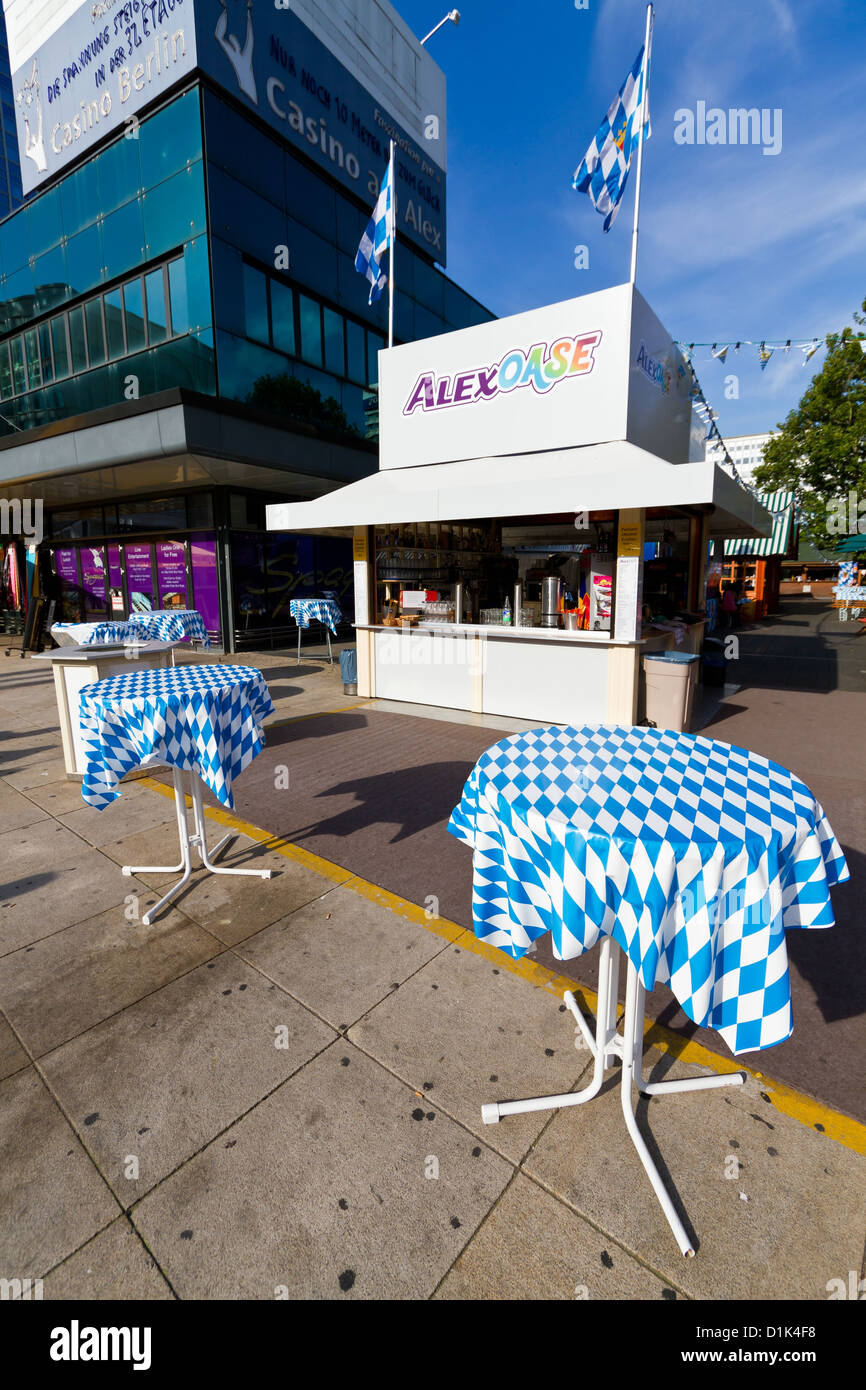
[523,1049,866,1299]
[0,784,49,834]
[58,788,179,847]
[41,952,336,1198]
[0,1067,119,1278]
[0,1012,29,1081]
[237,884,447,1027]
[0,902,221,1056]
[0,817,89,875]
[1,756,70,789]
[349,940,594,1163]
[435,1174,679,1300]
[0,851,151,955]
[132,1042,513,1299]
[41,1218,173,1301]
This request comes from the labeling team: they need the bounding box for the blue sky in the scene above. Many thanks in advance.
[397,0,866,437]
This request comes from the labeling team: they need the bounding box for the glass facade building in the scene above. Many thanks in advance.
[0,4,23,223]
[0,69,492,650]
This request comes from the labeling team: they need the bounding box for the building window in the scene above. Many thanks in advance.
[298,294,323,366]
[243,262,269,345]
[0,253,190,402]
[270,279,295,356]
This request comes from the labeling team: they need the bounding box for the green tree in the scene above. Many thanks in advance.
[753,300,866,551]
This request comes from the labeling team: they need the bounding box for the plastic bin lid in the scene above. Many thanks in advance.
[643,651,700,664]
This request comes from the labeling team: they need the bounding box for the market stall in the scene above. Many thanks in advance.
[267,284,771,728]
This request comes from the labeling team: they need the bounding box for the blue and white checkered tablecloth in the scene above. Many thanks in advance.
[448,724,849,1056]
[79,664,275,812]
[80,622,148,644]
[833,585,866,601]
[127,609,211,646]
[289,598,341,634]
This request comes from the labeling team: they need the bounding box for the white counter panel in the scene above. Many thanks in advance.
[373,628,476,709]
[482,636,610,724]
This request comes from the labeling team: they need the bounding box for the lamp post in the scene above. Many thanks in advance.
[420,9,460,45]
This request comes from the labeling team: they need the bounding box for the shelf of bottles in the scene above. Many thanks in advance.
[374,520,501,619]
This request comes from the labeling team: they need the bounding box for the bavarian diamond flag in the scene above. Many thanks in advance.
[355,157,393,305]
[573,45,651,231]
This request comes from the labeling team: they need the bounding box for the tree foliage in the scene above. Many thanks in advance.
[753,299,866,551]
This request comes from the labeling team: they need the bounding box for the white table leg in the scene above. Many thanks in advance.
[326,628,333,664]
[481,939,745,1257]
[122,768,272,926]
[297,623,302,665]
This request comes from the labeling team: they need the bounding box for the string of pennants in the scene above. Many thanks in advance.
[675,338,825,371]
[683,362,756,492]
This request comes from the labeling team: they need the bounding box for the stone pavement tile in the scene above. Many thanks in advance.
[237,885,448,1028]
[41,951,336,1199]
[132,1042,513,1299]
[349,941,594,1165]
[41,1218,174,1301]
[58,788,179,847]
[26,775,159,817]
[0,1012,29,1081]
[435,1173,680,1300]
[0,783,49,834]
[0,1067,119,1278]
[524,1049,866,1300]
[0,902,222,1056]
[99,826,336,945]
[0,851,150,955]
[0,817,90,875]
[2,755,70,789]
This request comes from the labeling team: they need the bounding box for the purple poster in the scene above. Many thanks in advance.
[81,547,108,617]
[108,546,122,588]
[191,534,220,640]
[55,548,81,621]
[156,542,188,609]
[125,544,154,612]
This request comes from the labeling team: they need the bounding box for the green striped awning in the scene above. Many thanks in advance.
[725,490,794,557]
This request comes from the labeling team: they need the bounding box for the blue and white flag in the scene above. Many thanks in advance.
[355,157,393,304]
[573,45,650,231]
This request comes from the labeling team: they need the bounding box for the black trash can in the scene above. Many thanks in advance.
[701,636,727,688]
[339,647,358,695]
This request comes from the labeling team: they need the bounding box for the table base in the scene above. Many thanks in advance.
[481,937,745,1257]
[122,767,272,925]
[297,623,334,665]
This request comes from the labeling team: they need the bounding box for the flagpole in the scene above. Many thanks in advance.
[629,3,654,286]
[388,139,395,349]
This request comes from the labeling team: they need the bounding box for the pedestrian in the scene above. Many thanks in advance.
[722,584,738,630]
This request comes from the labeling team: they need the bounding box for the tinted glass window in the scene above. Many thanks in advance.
[124,279,146,352]
[323,308,345,376]
[299,295,322,366]
[145,269,168,345]
[104,288,125,359]
[168,257,189,335]
[69,307,88,373]
[345,319,365,384]
[39,323,55,384]
[270,280,295,356]
[139,89,202,190]
[366,331,385,387]
[24,328,42,389]
[85,299,106,367]
[243,263,269,344]
[51,317,70,380]
[9,335,26,393]
[0,343,12,400]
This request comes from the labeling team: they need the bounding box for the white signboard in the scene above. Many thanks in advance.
[378,285,695,470]
[2,0,82,72]
[11,0,198,196]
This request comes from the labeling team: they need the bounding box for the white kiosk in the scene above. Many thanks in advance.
[268,285,770,726]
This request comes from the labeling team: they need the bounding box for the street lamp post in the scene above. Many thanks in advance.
[420,9,460,45]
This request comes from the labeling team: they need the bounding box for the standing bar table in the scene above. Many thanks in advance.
[449,723,848,1257]
[127,609,211,649]
[289,598,341,665]
[79,663,276,925]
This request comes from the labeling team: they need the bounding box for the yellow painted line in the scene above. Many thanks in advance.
[138,776,866,1157]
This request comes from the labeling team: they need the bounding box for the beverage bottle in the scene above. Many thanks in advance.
[503,596,512,625]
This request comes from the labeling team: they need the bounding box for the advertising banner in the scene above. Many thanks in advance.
[125,542,154,611]
[11,0,198,196]
[80,545,108,615]
[190,533,220,636]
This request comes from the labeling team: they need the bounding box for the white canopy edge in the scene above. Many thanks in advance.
[266,441,773,539]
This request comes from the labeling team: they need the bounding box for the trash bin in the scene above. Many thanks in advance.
[339,647,358,695]
[642,651,700,733]
[700,636,727,689]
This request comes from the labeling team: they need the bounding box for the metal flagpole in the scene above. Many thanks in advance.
[388,139,396,349]
[629,3,654,286]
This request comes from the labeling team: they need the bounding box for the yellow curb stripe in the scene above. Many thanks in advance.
[138,776,866,1157]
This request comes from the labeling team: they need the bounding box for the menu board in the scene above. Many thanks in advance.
[125,544,154,613]
[156,542,188,610]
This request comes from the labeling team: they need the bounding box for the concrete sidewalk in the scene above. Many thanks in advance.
[0,643,864,1300]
